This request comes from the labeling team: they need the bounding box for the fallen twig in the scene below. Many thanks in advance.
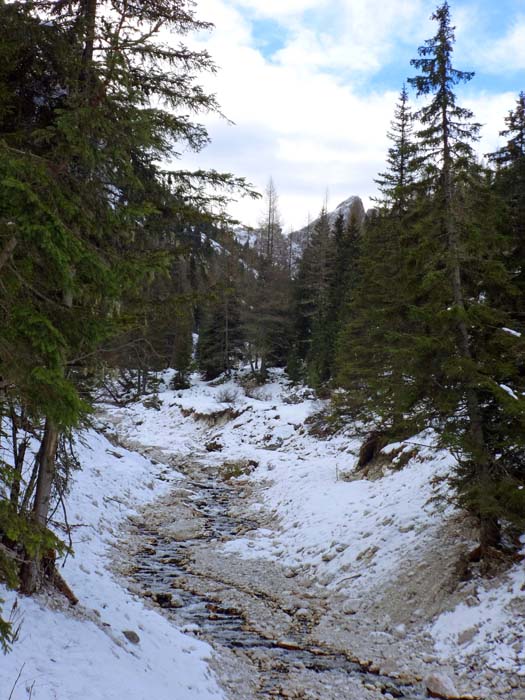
[8,663,24,700]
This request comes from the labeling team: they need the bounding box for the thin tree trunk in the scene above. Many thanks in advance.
[81,0,97,88]
[20,419,59,594]
[32,419,59,526]
[224,295,230,375]
[0,234,17,273]
[9,410,28,510]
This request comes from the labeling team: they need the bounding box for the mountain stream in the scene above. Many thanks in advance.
[121,454,426,700]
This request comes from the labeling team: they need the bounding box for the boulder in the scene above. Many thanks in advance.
[425,672,460,699]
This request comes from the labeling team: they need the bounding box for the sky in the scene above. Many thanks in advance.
[176,0,525,230]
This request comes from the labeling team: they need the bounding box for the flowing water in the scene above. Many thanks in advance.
[126,464,426,700]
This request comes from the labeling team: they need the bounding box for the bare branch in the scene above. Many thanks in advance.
[0,234,18,274]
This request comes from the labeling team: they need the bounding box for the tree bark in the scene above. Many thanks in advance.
[9,409,28,510]
[32,419,59,527]
[20,419,59,594]
[0,234,18,273]
[79,0,98,98]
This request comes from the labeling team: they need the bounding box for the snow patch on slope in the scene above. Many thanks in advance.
[111,368,525,684]
[1,429,224,700]
[431,552,525,674]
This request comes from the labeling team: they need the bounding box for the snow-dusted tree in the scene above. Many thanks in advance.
[404,1,525,552]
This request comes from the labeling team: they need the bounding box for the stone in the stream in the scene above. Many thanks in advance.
[425,672,460,698]
[123,630,140,644]
[154,592,173,608]
[342,600,358,615]
[159,518,206,541]
[322,551,336,562]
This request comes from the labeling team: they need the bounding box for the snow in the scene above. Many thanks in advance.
[1,429,224,700]
[431,558,525,673]
[108,370,455,599]
[502,327,522,338]
[500,383,519,399]
[108,368,525,678]
[232,226,258,248]
[2,367,524,694]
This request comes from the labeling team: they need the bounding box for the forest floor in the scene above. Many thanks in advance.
[2,369,525,699]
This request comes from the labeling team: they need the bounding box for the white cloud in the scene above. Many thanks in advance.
[231,0,327,19]
[482,17,525,72]
[175,0,523,229]
[464,91,519,155]
[455,8,525,75]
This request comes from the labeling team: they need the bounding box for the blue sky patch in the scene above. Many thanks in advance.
[251,18,289,59]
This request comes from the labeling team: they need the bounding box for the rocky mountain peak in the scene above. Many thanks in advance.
[289,195,366,255]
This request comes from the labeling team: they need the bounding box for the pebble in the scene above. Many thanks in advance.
[122,630,140,644]
[342,600,358,615]
[322,551,336,562]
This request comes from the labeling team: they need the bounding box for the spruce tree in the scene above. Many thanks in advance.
[489,92,525,317]
[404,1,525,551]
[318,210,362,387]
[241,179,292,379]
[0,0,249,609]
[374,85,419,213]
[197,248,243,380]
[293,205,335,386]
[335,89,419,433]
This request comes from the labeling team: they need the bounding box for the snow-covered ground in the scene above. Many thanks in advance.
[2,367,525,697]
[1,430,224,699]
[107,369,525,686]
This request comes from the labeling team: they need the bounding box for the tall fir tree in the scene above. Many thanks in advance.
[374,85,419,213]
[336,2,525,553]
[293,205,335,386]
[489,91,525,319]
[0,0,250,630]
[335,88,419,433]
[404,1,525,551]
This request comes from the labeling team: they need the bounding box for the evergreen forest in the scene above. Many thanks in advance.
[1,0,525,661]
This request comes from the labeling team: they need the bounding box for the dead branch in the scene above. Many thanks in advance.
[8,663,24,700]
[0,233,18,273]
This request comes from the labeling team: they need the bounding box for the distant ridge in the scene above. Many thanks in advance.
[290,195,366,252]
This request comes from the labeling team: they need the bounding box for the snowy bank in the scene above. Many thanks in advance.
[1,429,223,700]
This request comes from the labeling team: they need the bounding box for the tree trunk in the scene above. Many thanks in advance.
[20,419,59,594]
[80,0,97,88]
[32,420,59,526]
[224,295,230,376]
[0,234,18,273]
[9,410,28,510]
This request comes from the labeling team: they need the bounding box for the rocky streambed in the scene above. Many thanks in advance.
[119,453,430,700]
